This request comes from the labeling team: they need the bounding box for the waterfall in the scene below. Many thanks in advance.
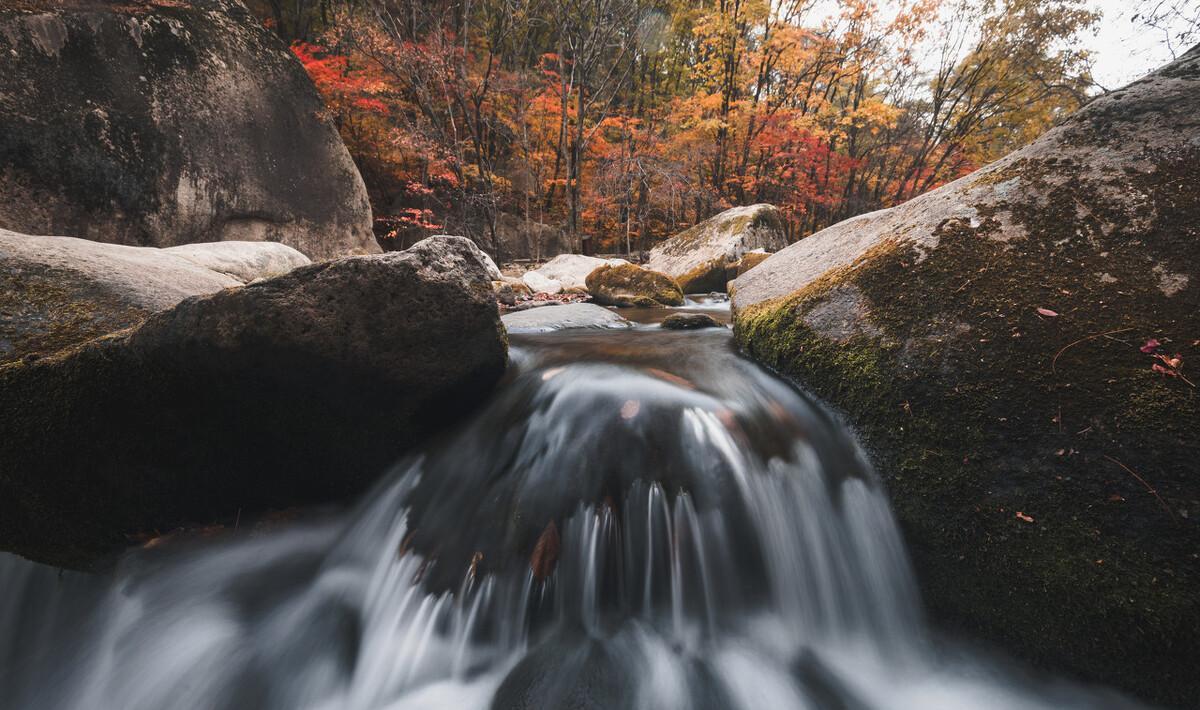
[0,328,1146,709]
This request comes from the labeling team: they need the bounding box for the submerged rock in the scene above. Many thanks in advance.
[732,48,1200,707]
[502,303,632,333]
[647,204,786,293]
[0,229,310,363]
[585,263,684,307]
[0,236,507,569]
[661,313,722,330]
[0,0,376,259]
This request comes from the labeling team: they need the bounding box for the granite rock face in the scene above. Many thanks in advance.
[0,229,311,364]
[0,236,507,569]
[0,0,377,259]
[647,204,786,293]
[732,48,1200,708]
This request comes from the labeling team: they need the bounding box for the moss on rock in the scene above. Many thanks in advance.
[585,263,684,307]
[733,50,1200,708]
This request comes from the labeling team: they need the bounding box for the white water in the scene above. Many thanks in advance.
[0,327,1146,710]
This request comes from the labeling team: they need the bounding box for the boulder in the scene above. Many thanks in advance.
[647,204,786,293]
[661,313,721,330]
[0,0,377,260]
[522,270,564,295]
[502,303,632,333]
[585,263,684,307]
[731,49,1200,708]
[0,230,312,363]
[162,241,311,283]
[435,235,503,281]
[733,250,771,277]
[0,236,507,568]
[530,254,628,291]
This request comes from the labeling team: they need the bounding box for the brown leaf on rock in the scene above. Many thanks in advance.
[531,521,560,580]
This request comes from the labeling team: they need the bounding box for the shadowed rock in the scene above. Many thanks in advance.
[0,0,376,259]
[0,236,507,568]
[732,47,1200,707]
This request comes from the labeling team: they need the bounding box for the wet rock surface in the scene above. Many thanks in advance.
[502,303,632,333]
[0,0,376,259]
[661,313,722,330]
[0,236,507,569]
[732,48,1200,707]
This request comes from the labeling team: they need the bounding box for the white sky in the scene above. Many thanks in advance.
[1085,0,1193,89]
[802,0,1196,91]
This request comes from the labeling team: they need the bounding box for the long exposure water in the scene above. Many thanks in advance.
[0,301,1147,709]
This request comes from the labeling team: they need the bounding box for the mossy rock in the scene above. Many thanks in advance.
[732,48,1200,708]
[585,263,684,307]
[647,204,786,293]
[733,251,771,277]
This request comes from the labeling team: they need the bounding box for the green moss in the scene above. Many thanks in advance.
[735,148,1200,707]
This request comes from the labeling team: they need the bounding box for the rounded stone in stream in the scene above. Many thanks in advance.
[502,303,632,333]
[660,313,722,330]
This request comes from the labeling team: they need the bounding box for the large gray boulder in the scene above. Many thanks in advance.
[0,0,377,260]
[0,236,507,569]
[732,49,1200,707]
[647,204,786,293]
[0,229,310,364]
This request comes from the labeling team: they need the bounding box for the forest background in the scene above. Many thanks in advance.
[246,0,1198,257]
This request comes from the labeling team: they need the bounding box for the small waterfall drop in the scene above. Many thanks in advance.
[0,327,1147,710]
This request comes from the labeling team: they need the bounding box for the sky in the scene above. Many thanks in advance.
[1085,0,1192,89]
[802,0,1196,91]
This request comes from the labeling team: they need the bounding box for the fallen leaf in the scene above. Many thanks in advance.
[1152,363,1178,378]
[530,522,560,580]
[1156,353,1183,369]
[1015,512,1035,523]
[1140,338,1161,354]
[1036,307,1059,317]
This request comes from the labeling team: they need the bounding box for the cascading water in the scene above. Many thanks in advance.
[0,309,1148,710]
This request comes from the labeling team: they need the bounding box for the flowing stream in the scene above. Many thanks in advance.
[0,301,1146,709]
